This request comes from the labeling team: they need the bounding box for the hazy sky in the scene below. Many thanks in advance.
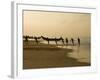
[23,10,91,38]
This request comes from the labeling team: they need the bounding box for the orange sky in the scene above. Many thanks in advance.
[23,10,91,38]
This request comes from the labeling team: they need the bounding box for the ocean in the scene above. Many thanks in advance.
[23,38,90,69]
[40,38,91,64]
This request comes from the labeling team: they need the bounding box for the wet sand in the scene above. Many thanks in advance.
[23,41,90,69]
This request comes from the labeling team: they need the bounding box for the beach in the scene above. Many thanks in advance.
[23,41,90,69]
[23,10,91,69]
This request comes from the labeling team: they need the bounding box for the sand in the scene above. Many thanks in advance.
[23,41,90,69]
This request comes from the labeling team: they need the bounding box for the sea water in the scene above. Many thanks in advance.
[67,45,90,63]
[41,38,91,63]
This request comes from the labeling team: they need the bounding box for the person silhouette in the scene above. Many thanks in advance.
[71,38,74,46]
[65,38,68,45]
[47,37,49,44]
[62,39,64,45]
[34,36,38,44]
[60,37,64,45]
[77,37,80,46]
[55,37,58,45]
[25,35,28,42]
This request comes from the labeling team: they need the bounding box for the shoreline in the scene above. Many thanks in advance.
[23,42,90,69]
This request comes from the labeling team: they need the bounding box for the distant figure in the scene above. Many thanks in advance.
[77,37,80,46]
[60,37,64,45]
[34,36,38,44]
[55,37,58,45]
[47,37,49,44]
[65,38,68,45]
[62,38,64,45]
[71,38,74,46]
[24,35,29,42]
[33,36,41,44]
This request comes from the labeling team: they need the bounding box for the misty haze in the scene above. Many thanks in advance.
[23,10,91,69]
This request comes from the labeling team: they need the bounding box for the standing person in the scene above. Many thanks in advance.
[65,38,68,45]
[60,37,64,45]
[77,37,80,46]
[34,36,38,44]
[62,38,64,45]
[47,37,49,44]
[55,37,58,45]
[71,38,74,46]
[24,35,29,42]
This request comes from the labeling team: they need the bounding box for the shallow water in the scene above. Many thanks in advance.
[66,45,90,63]
[41,40,90,63]
[24,40,90,64]
[23,40,90,69]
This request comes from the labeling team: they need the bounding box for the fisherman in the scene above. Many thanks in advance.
[77,37,80,46]
[24,35,29,42]
[55,37,58,45]
[71,38,74,46]
[47,37,49,44]
[34,36,38,44]
[60,37,64,45]
[65,38,68,45]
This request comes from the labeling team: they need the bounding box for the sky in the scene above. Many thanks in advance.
[23,10,91,39]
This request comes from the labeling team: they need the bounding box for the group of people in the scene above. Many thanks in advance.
[65,37,80,46]
[23,35,80,46]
